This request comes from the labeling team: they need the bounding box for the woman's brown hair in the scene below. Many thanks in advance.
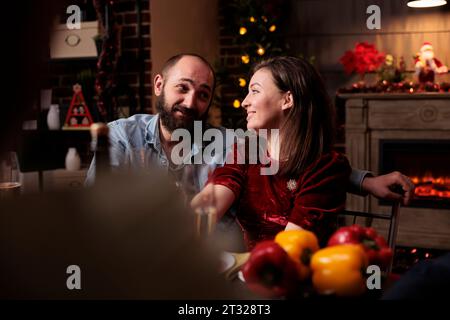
[252,56,336,176]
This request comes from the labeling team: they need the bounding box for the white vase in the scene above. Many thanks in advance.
[65,148,81,171]
[47,104,60,130]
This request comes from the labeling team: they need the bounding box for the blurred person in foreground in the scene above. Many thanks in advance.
[0,0,242,299]
[382,252,450,299]
[0,169,243,299]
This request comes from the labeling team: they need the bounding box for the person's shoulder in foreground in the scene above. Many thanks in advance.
[382,253,450,299]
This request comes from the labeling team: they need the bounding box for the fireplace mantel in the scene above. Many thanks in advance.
[339,92,450,250]
[338,92,450,100]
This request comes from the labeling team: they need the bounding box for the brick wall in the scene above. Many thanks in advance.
[116,0,151,115]
[47,0,152,122]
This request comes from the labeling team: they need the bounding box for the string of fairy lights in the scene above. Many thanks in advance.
[232,15,278,109]
[219,0,287,111]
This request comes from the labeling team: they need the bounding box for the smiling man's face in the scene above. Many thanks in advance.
[154,56,214,132]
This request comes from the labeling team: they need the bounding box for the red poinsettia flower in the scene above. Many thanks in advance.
[340,42,385,76]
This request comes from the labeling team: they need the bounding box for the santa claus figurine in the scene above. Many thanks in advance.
[415,42,448,84]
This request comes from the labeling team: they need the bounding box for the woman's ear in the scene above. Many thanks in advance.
[281,91,293,111]
[154,74,164,96]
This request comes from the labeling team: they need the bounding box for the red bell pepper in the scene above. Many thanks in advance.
[327,225,393,268]
[241,241,300,298]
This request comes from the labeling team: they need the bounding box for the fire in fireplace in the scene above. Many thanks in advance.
[380,139,450,209]
[412,175,450,199]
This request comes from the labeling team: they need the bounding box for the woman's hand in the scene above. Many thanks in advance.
[190,184,236,219]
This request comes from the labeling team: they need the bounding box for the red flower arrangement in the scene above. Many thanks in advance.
[340,42,385,77]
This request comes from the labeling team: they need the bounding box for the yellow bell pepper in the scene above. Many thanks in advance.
[310,244,369,297]
[274,230,319,280]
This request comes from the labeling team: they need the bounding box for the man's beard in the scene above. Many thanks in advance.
[156,92,201,134]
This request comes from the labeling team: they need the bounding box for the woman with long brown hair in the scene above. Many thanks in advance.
[192,56,351,249]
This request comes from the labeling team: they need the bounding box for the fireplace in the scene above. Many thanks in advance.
[341,92,450,250]
[379,139,450,209]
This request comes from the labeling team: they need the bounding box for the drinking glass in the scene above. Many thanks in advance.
[0,152,21,199]
[176,166,218,238]
[119,147,154,171]
[193,181,218,239]
[175,165,198,206]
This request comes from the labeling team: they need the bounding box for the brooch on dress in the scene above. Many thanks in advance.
[287,179,297,192]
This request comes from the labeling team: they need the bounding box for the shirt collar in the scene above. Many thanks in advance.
[145,113,202,158]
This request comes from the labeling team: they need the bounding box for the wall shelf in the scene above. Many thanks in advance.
[16,130,91,173]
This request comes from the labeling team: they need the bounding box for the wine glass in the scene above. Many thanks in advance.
[175,165,218,238]
[0,151,21,199]
[118,147,154,171]
[192,166,218,239]
[193,183,218,239]
[174,165,199,206]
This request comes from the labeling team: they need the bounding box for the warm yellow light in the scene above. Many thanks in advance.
[257,47,265,56]
[249,16,256,23]
[269,24,276,32]
[233,99,241,108]
[239,27,247,35]
[407,0,447,8]
[238,78,246,87]
[241,54,250,64]
[261,16,268,22]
